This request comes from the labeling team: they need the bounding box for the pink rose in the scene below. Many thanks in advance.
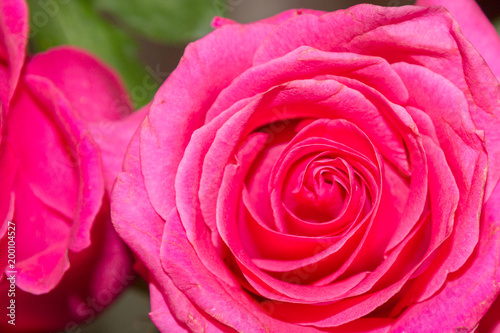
[0,0,145,331]
[112,0,500,332]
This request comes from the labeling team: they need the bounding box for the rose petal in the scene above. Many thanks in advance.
[477,293,500,332]
[142,20,277,222]
[252,5,444,66]
[393,180,500,332]
[0,202,133,332]
[7,83,78,221]
[149,282,190,332]
[0,0,27,106]
[90,104,149,191]
[24,75,104,253]
[450,27,500,202]
[211,9,325,29]
[111,128,223,332]
[25,46,144,191]
[270,119,379,236]
[415,0,500,80]
[10,173,70,294]
[198,78,405,238]
[248,213,432,327]
[149,280,233,333]
[161,208,319,333]
[208,47,409,123]
[0,141,16,227]
[111,128,164,277]
[393,62,487,300]
[253,9,326,26]
[218,150,371,303]
[25,46,132,123]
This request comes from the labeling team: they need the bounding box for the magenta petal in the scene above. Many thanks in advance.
[149,280,231,333]
[149,283,190,333]
[0,202,133,332]
[161,210,268,332]
[0,142,16,227]
[26,46,143,192]
[416,0,500,80]
[450,27,500,203]
[14,241,69,294]
[111,138,200,332]
[0,63,8,108]
[141,21,276,220]
[394,62,487,299]
[90,104,149,191]
[207,47,409,122]
[160,209,318,333]
[10,173,70,294]
[198,78,408,236]
[110,129,213,332]
[211,16,238,28]
[0,0,27,106]
[218,154,370,303]
[253,5,438,65]
[8,85,79,220]
[173,99,259,288]
[393,180,500,332]
[111,130,165,278]
[478,294,500,332]
[25,47,132,123]
[211,9,325,29]
[253,8,326,25]
[24,75,104,253]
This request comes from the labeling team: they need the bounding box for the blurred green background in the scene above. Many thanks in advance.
[26,0,499,332]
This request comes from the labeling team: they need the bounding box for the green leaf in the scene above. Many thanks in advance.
[28,0,157,107]
[92,0,223,44]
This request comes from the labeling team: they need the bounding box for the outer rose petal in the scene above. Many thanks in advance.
[22,75,104,254]
[415,0,500,80]
[392,181,500,332]
[411,1,500,204]
[0,0,27,106]
[1,69,140,332]
[141,18,282,220]
[12,174,70,293]
[25,46,138,191]
[112,129,214,333]
[478,294,500,332]
[24,47,132,123]
[92,105,149,191]
[212,8,326,28]
[0,140,15,227]
[149,283,190,333]
[0,13,140,331]
[0,204,134,333]
[114,128,242,333]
